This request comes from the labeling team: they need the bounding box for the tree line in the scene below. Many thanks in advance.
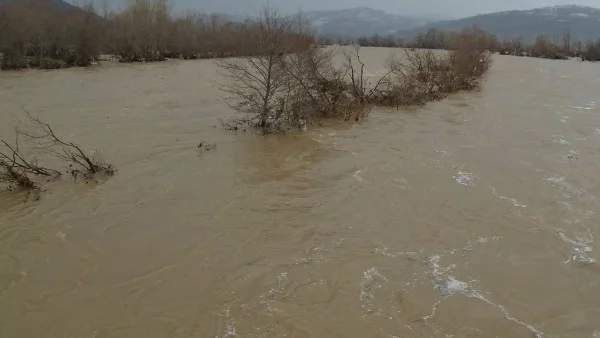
[319,28,600,61]
[1,0,598,71]
[0,0,313,70]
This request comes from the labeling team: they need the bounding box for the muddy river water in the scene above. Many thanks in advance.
[1,48,600,337]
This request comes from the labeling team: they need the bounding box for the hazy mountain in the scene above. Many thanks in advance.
[404,5,600,42]
[0,0,79,11]
[303,7,432,37]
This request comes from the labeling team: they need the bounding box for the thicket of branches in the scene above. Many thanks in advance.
[220,10,492,134]
[499,33,600,61]
[0,112,114,193]
[0,0,314,69]
[327,27,600,62]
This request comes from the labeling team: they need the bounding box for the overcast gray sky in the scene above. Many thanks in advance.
[106,1,600,18]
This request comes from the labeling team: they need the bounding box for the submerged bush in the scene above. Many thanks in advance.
[0,110,116,195]
[375,29,492,107]
[0,160,39,191]
[19,113,116,180]
[220,24,493,134]
[0,132,60,192]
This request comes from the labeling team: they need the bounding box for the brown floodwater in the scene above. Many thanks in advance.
[1,48,600,338]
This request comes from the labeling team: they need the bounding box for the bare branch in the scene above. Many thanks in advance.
[0,159,39,191]
[18,111,115,180]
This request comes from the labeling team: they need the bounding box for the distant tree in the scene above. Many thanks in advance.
[532,35,552,57]
[412,28,452,49]
[584,40,600,61]
[563,30,572,53]
[218,7,298,132]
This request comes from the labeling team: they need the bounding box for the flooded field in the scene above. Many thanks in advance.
[1,48,600,337]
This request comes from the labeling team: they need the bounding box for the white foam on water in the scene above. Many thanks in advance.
[490,186,528,208]
[436,276,471,296]
[429,254,452,276]
[556,229,596,264]
[449,236,502,256]
[423,295,450,322]
[375,243,418,258]
[427,277,544,337]
[545,176,586,197]
[571,102,596,111]
[469,292,544,338]
[570,106,594,111]
[353,169,364,182]
[556,114,570,124]
[424,240,543,338]
[56,231,68,241]
[560,200,573,211]
[453,171,475,186]
[360,267,388,316]
[215,308,237,338]
[499,196,528,208]
[435,149,451,157]
[571,210,596,226]
[553,137,570,145]
[295,246,325,265]
[258,271,289,313]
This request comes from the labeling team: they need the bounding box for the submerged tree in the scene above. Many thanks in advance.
[218,7,303,133]
[0,132,60,191]
[17,112,115,180]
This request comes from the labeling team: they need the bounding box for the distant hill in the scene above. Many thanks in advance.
[0,0,79,11]
[403,5,600,42]
[303,7,432,38]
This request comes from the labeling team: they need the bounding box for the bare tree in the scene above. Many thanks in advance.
[280,46,344,117]
[342,44,393,104]
[64,2,103,67]
[218,6,294,133]
[101,0,109,19]
[563,30,572,54]
[0,134,61,178]
[280,45,376,123]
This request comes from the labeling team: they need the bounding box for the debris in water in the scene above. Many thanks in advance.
[198,141,217,152]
